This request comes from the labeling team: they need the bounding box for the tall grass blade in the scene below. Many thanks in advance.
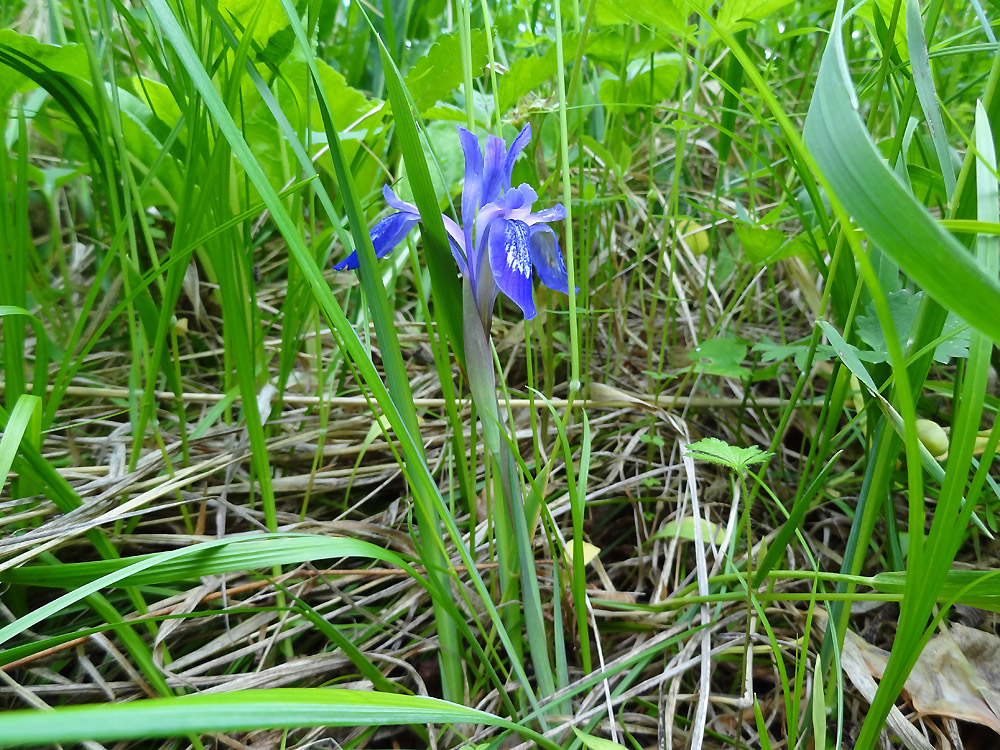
[0,688,560,750]
[803,1,1000,345]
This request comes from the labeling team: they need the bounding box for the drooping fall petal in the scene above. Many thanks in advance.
[333,212,418,271]
[528,225,571,294]
[489,218,536,319]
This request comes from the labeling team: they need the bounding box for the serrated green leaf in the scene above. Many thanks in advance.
[498,32,580,112]
[855,289,970,364]
[685,437,771,472]
[736,224,807,265]
[687,337,750,378]
[752,337,835,371]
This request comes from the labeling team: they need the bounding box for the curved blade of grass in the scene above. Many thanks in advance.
[0,393,40,494]
[275,0,421,449]
[871,569,1000,612]
[802,1,1000,346]
[905,0,956,198]
[0,306,47,410]
[0,534,412,648]
[752,450,842,587]
[0,688,560,750]
[0,534,413,589]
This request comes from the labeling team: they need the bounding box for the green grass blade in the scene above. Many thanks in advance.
[0,534,412,647]
[905,0,956,199]
[374,19,465,364]
[0,534,414,589]
[0,688,561,750]
[278,0,422,448]
[0,393,40,494]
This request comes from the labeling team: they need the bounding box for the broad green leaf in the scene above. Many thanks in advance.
[0,30,87,106]
[564,540,602,567]
[405,29,487,112]
[597,53,682,114]
[114,85,184,200]
[651,516,726,545]
[218,0,289,48]
[279,56,383,139]
[396,120,465,205]
[596,0,795,35]
[855,0,909,60]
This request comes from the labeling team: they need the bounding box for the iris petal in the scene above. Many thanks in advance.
[502,124,531,192]
[449,236,469,276]
[481,135,507,205]
[382,184,419,214]
[458,128,483,257]
[528,224,571,294]
[489,218,536,319]
[529,203,566,223]
[333,212,417,271]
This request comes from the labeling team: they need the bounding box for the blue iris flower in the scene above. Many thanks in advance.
[334,123,570,321]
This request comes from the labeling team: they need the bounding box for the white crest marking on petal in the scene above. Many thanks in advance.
[506,223,532,277]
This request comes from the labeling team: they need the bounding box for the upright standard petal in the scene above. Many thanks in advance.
[502,124,531,193]
[489,217,536,319]
[480,134,508,205]
[333,212,418,270]
[528,224,571,294]
[457,127,484,261]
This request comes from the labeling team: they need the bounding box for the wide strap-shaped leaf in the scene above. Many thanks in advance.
[803,2,1000,346]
